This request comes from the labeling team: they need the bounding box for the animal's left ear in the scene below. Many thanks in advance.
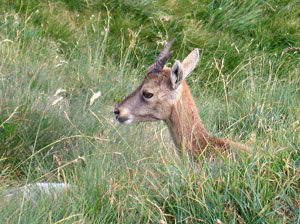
[182,48,199,79]
[170,60,184,90]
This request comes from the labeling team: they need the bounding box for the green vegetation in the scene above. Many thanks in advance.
[0,0,299,223]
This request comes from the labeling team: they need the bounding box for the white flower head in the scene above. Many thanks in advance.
[54,88,66,96]
[90,91,101,106]
[52,96,63,106]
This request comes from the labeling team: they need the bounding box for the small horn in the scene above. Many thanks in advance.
[152,39,175,74]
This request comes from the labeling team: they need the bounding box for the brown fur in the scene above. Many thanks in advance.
[166,79,250,158]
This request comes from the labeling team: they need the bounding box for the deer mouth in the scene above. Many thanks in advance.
[116,117,133,124]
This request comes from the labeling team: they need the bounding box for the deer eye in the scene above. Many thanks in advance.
[142,91,153,99]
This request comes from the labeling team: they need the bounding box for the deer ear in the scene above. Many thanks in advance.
[182,48,199,78]
[170,60,184,90]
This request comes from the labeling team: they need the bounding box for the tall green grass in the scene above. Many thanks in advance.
[0,0,299,223]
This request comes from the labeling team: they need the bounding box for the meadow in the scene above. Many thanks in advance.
[0,0,299,223]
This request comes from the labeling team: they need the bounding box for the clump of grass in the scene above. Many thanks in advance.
[0,0,299,223]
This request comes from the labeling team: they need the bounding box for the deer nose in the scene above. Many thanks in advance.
[114,109,120,118]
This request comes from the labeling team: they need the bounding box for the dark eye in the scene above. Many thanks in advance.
[143,91,153,99]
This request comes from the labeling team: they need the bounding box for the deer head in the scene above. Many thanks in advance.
[114,39,199,124]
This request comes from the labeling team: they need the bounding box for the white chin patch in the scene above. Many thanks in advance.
[123,118,133,125]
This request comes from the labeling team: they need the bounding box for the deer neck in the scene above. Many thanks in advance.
[165,81,214,156]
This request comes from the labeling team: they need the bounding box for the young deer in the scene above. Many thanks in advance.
[114,40,250,159]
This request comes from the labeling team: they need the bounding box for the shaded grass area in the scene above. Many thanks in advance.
[0,0,299,223]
